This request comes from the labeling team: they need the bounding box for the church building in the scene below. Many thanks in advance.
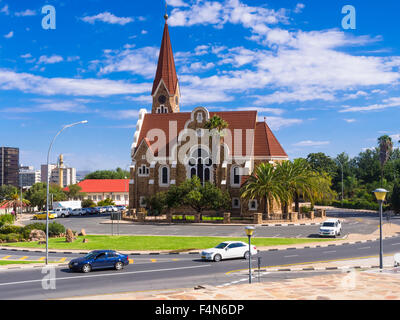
[129,13,288,217]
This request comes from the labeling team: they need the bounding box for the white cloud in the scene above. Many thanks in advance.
[38,55,64,64]
[20,53,32,59]
[294,3,305,14]
[15,9,36,17]
[167,0,189,7]
[293,140,330,147]
[340,97,400,113]
[98,46,159,78]
[4,31,13,39]
[243,107,285,115]
[1,5,9,15]
[344,119,357,123]
[81,12,133,25]
[0,69,151,97]
[263,116,303,131]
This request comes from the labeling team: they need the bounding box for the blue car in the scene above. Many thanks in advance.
[68,250,129,273]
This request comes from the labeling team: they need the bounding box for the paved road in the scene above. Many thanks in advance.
[19,211,400,238]
[1,236,400,299]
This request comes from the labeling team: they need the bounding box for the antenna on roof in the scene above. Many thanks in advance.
[264,116,267,123]
[164,0,169,22]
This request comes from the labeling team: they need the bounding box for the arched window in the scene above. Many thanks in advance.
[187,147,212,184]
[159,166,169,186]
[231,165,241,187]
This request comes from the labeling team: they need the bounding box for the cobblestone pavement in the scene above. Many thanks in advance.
[64,255,400,300]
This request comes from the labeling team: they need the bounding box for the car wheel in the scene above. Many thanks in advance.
[61,214,65,218]
[33,217,37,220]
[213,254,222,262]
[244,251,250,260]
[115,261,124,270]
[82,264,92,273]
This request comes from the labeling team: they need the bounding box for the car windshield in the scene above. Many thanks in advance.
[215,243,228,249]
[322,222,335,227]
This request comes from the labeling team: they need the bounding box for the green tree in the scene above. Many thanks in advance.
[391,180,400,214]
[97,198,115,207]
[82,198,95,208]
[241,162,284,218]
[306,153,337,178]
[25,183,67,210]
[146,192,168,216]
[378,135,394,185]
[84,168,129,180]
[65,184,86,200]
[0,185,18,201]
[204,115,229,185]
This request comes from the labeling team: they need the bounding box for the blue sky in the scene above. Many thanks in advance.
[1,0,400,172]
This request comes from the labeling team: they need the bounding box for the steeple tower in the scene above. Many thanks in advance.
[151,11,180,114]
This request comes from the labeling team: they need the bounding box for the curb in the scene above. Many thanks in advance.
[262,222,322,227]
[247,264,394,273]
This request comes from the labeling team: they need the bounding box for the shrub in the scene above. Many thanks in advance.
[22,223,46,239]
[300,206,313,213]
[391,181,400,213]
[48,222,65,237]
[0,233,24,243]
[0,225,24,235]
[0,214,14,228]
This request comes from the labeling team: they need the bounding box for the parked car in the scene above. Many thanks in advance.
[201,241,257,262]
[53,208,70,218]
[319,218,342,238]
[70,208,85,216]
[68,250,129,273]
[116,205,127,211]
[81,207,93,215]
[33,212,56,220]
[105,206,118,213]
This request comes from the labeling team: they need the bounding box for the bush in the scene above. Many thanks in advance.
[22,223,46,239]
[300,206,313,213]
[48,222,65,237]
[331,199,389,211]
[0,214,14,228]
[0,233,24,243]
[0,225,24,235]
[391,181,400,213]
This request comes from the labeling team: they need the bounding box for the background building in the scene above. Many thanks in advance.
[64,179,130,206]
[0,147,19,187]
[41,154,76,188]
[19,165,41,188]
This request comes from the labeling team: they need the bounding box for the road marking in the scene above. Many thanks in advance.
[358,247,371,250]
[391,243,400,246]
[58,258,67,263]
[2,256,11,260]
[19,256,28,261]
[172,259,179,261]
[38,257,45,261]
[151,259,157,263]
[0,264,212,287]
[129,259,134,264]
[284,255,298,258]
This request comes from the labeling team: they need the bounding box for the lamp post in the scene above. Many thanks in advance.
[45,120,88,265]
[245,226,255,284]
[373,188,388,270]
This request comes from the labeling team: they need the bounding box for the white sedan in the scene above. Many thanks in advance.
[201,241,257,262]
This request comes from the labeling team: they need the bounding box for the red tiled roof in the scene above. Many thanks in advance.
[135,111,288,158]
[151,21,178,96]
[64,179,130,193]
[254,121,288,158]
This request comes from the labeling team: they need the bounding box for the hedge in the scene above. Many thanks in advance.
[0,214,14,228]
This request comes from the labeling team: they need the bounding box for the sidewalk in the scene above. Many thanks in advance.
[64,256,400,300]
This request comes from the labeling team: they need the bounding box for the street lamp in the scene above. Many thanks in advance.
[245,226,255,284]
[373,188,388,270]
[45,120,88,265]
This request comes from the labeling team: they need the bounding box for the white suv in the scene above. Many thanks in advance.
[53,208,70,218]
[319,218,342,238]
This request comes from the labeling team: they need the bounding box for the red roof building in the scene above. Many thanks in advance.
[64,179,130,205]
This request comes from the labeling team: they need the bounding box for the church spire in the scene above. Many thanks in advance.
[151,9,180,114]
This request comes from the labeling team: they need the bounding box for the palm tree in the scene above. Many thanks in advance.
[378,135,393,185]
[204,115,229,185]
[241,162,284,219]
[303,172,336,210]
[274,159,313,214]
[3,192,30,216]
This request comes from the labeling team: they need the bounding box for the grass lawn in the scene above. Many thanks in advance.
[0,260,45,266]
[1,235,334,251]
